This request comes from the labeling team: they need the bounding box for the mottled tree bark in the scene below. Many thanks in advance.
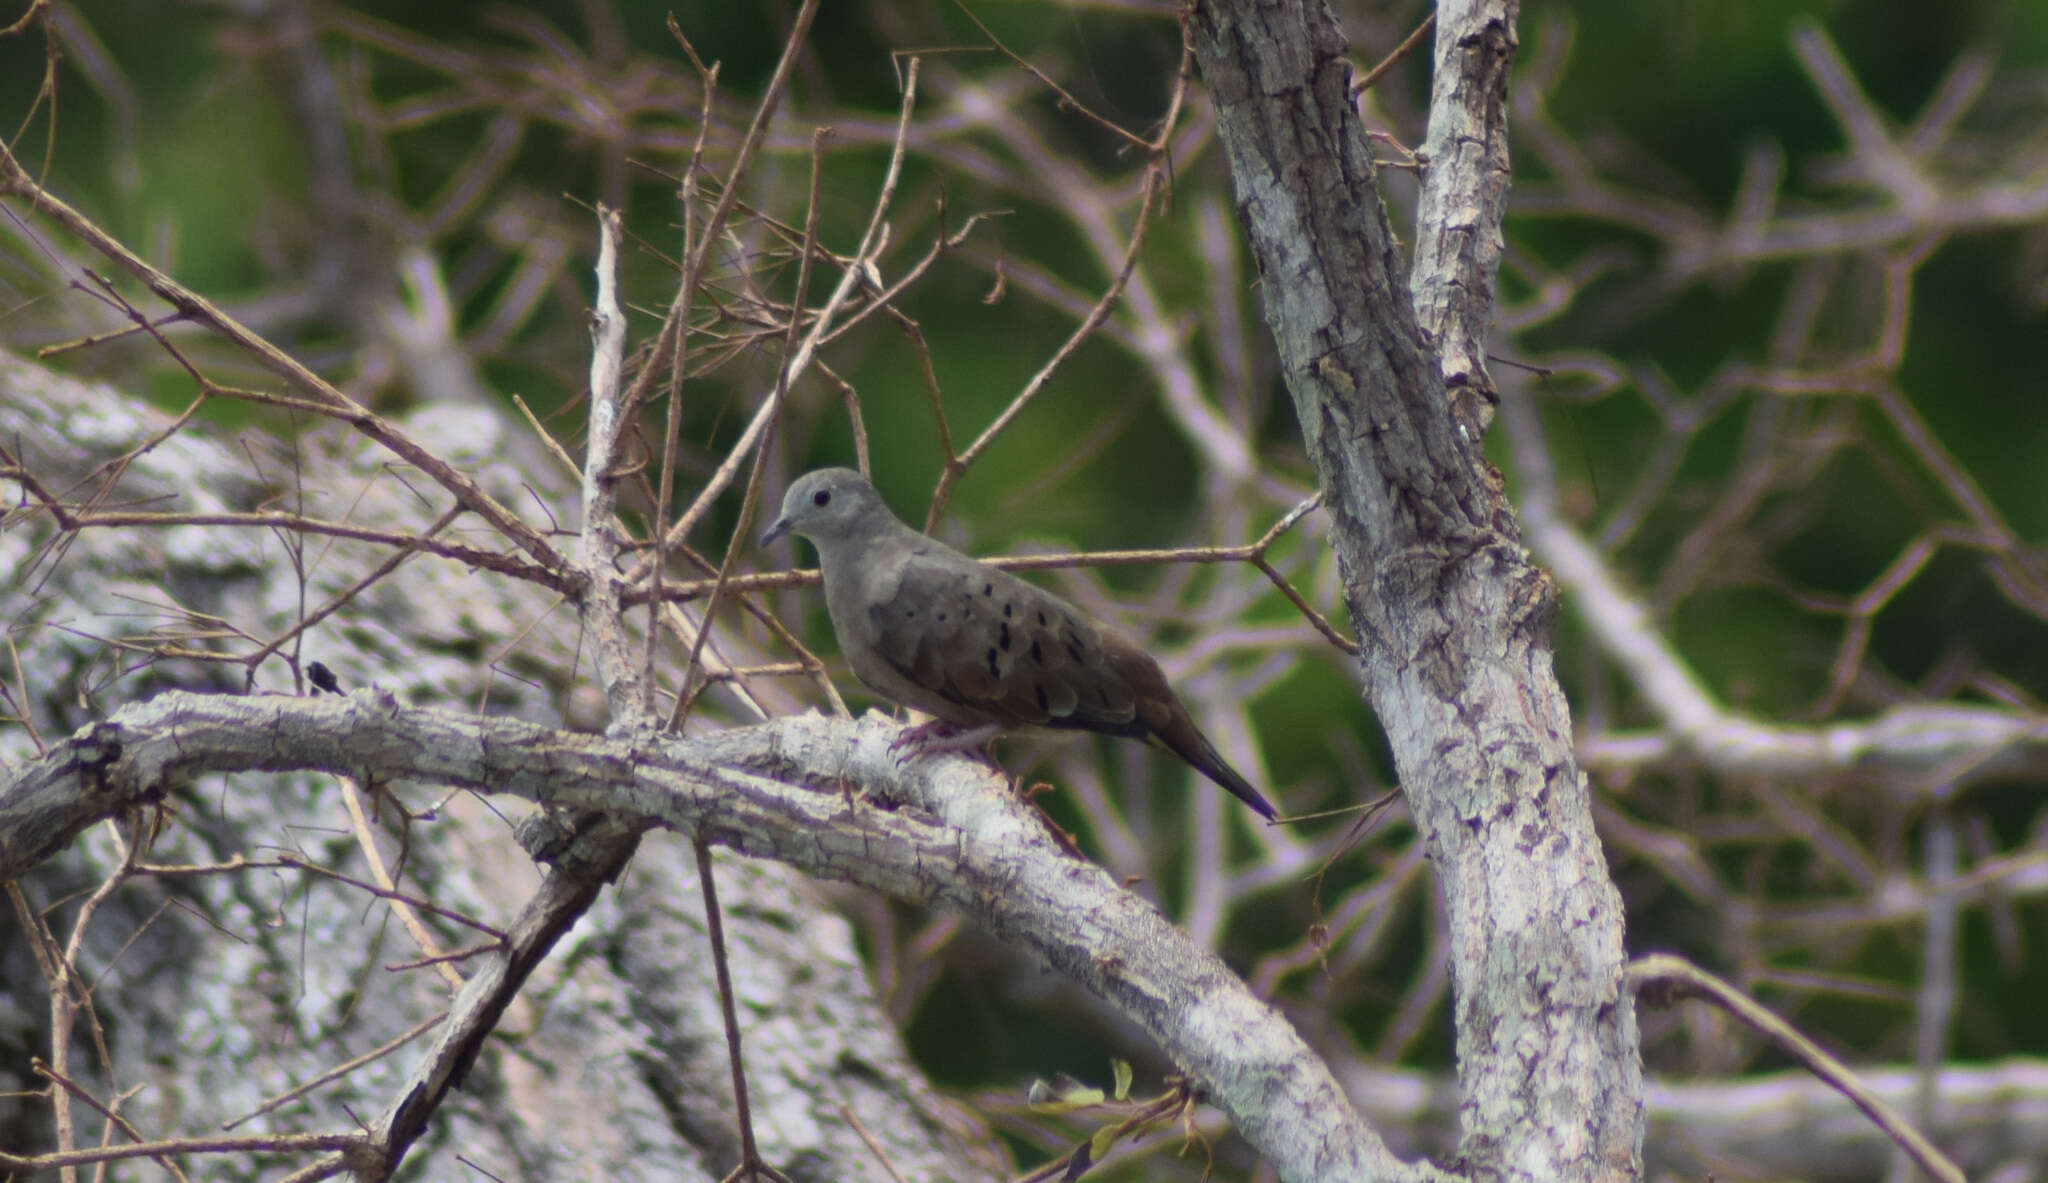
[0,360,1003,1183]
[1187,1,1645,1178]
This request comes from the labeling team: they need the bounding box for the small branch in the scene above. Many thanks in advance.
[1521,474,2048,787]
[695,835,789,1182]
[0,141,570,580]
[671,121,833,729]
[1409,0,1517,435]
[269,852,507,941]
[578,204,647,724]
[0,1131,360,1176]
[1351,13,1434,97]
[222,1013,446,1132]
[1629,954,1965,1183]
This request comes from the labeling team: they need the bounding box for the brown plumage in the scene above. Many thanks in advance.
[762,468,1276,820]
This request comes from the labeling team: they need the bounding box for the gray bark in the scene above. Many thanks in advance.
[0,355,1002,1183]
[1188,0,1644,1178]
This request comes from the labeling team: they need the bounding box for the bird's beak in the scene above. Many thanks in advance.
[761,516,792,546]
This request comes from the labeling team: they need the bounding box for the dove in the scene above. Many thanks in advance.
[761,467,1277,820]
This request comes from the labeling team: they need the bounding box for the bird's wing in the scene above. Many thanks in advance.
[859,541,1280,818]
[864,547,1143,733]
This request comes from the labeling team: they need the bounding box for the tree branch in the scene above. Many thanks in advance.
[0,690,1433,1183]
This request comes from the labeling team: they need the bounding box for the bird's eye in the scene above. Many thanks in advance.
[813,489,831,507]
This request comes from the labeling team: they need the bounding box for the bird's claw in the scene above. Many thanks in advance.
[887,719,950,756]
[889,720,1003,767]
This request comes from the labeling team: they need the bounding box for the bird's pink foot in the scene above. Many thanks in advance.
[890,720,1003,766]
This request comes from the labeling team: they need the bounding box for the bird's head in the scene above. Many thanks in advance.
[761,467,895,551]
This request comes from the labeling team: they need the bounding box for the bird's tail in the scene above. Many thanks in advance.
[1150,708,1278,821]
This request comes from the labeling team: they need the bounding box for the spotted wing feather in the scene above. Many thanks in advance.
[868,548,1142,733]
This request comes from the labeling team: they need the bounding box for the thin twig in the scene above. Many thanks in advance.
[673,121,832,728]
[693,835,792,1183]
[1628,953,1965,1183]
[1352,14,1435,97]
[0,142,568,578]
[222,1013,446,1131]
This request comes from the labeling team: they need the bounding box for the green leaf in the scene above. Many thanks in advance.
[1027,1074,1107,1114]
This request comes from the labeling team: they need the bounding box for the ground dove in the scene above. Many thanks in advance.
[762,468,1277,820]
